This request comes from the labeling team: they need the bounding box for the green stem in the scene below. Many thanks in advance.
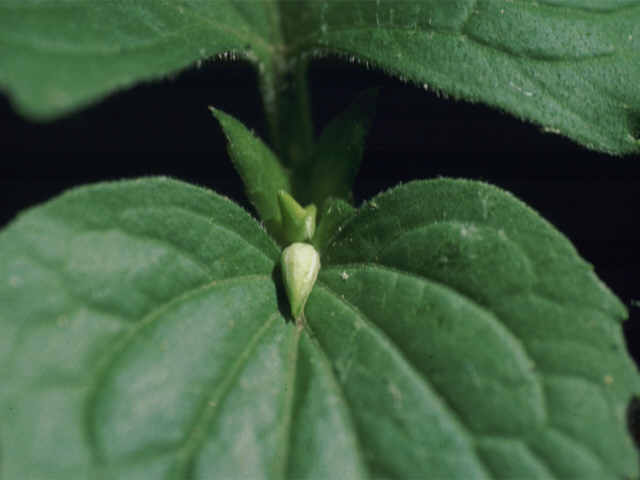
[259,54,314,171]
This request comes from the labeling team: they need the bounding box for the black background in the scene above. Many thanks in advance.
[1,57,639,385]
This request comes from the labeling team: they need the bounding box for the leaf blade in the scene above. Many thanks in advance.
[0,177,288,479]
[0,177,382,480]
[0,1,274,118]
[305,280,493,479]
[302,88,378,206]
[313,196,357,253]
[283,0,640,154]
[5,1,638,153]
[211,107,292,231]
[313,178,640,478]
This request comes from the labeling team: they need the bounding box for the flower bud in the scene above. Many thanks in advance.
[281,242,321,322]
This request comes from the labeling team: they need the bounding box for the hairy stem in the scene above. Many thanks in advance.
[259,54,314,171]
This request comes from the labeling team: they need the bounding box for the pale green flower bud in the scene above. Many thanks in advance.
[281,242,321,323]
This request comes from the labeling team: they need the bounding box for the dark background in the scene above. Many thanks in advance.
[1,57,639,377]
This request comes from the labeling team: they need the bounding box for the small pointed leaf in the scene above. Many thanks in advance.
[277,190,317,244]
[302,88,378,206]
[211,107,291,234]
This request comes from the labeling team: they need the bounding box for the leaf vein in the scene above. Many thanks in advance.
[323,262,618,476]
[301,325,372,479]
[169,311,281,479]
[326,262,547,409]
[83,274,271,466]
[272,326,302,480]
[316,281,493,479]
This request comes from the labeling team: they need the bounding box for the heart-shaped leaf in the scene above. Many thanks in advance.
[2,1,639,153]
[1,177,638,479]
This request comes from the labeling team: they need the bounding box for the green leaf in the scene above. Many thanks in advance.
[281,0,640,154]
[211,107,291,234]
[312,178,640,478]
[212,98,371,243]
[0,1,276,119]
[0,177,367,480]
[0,177,286,478]
[276,190,317,245]
[1,177,638,479]
[301,88,378,206]
[312,196,357,252]
[3,1,639,153]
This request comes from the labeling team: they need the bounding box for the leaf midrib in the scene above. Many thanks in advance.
[271,325,301,480]
[170,311,282,479]
[300,323,372,479]
[314,281,495,480]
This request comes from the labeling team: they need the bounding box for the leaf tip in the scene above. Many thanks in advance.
[209,105,225,121]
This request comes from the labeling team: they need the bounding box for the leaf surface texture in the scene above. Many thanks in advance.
[284,0,640,153]
[2,1,639,152]
[314,179,640,478]
[1,178,638,478]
